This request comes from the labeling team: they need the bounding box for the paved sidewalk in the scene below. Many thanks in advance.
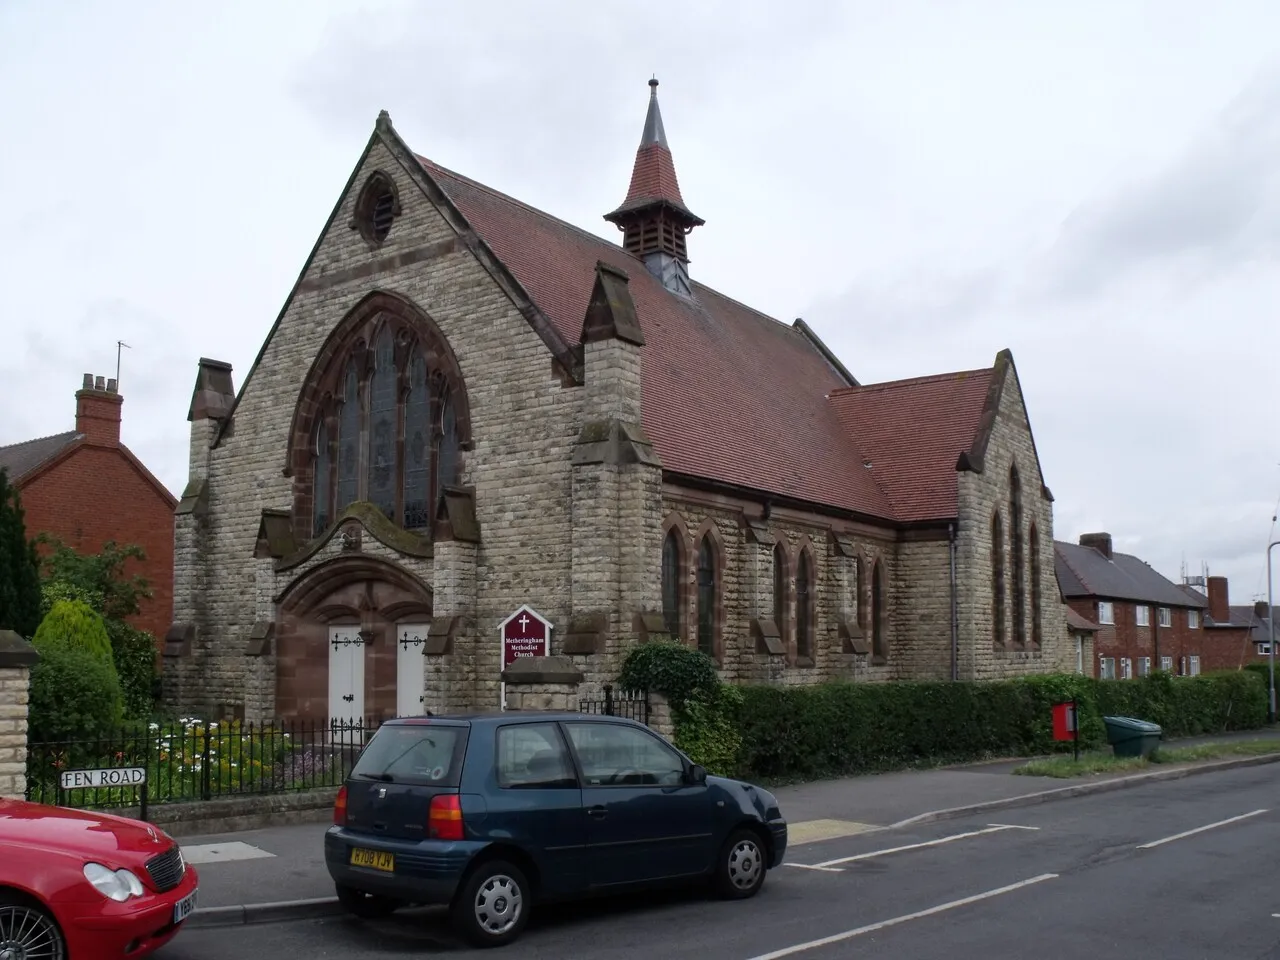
[178,725,1280,916]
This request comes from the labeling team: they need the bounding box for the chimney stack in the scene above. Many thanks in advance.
[1207,575,1229,624]
[75,372,124,447]
[1079,532,1113,559]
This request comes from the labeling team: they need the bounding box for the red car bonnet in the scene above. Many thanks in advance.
[0,799,175,864]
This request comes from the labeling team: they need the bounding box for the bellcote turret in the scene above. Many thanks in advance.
[603,79,704,297]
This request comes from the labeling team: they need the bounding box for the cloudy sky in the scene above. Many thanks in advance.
[3,0,1278,601]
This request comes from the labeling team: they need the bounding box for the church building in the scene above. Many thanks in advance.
[163,81,1070,725]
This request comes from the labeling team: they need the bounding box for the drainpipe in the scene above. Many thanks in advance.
[1152,602,1160,674]
[949,522,959,681]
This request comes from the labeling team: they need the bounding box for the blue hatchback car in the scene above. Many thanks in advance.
[324,711,788,947]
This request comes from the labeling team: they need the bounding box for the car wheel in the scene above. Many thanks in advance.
[0,892,66,959]
[713,828,767,900]
[335,884,402,919]
[452,859,530,948]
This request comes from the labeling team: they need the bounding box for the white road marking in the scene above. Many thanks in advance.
[783,863,845,873]
[986,823,1041,831]
[794,823,1035,871]
[1136,809,1269,850]
[180,841,276,864]
[744,874,1060,960]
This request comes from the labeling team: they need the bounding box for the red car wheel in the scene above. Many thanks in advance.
[0,892,66,959]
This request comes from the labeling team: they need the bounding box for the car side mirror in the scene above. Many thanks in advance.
[688,764,707,785]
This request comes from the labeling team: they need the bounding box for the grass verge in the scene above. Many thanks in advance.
[1014,738,1280,779]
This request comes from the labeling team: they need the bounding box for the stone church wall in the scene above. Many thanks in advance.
[170,134,587,718]
[892,537,956,680]
[955,361,1072,680]
[659,489,931,686]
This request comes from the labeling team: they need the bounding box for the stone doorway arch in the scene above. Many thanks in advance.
[275,555,433,724]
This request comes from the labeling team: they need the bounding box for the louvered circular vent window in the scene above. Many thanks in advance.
[354,173,400,246]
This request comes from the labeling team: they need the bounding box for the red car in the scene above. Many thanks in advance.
[0,798,199,958]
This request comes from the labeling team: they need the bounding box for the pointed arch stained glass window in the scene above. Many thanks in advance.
[796,550,813,660]
[366,330,397,520]
[662,529,682,637]
[335,360,360,512]
[313,420,331,536]
[403,351,431,530]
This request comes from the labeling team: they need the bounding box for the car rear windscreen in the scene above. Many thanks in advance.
[350,723,467,786]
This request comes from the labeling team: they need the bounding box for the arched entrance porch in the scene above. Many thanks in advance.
[275,554,434,725]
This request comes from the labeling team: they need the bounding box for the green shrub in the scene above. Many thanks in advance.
[618,642,742,773]
[1244,662,1278,705]
[28,639,124,746]
[32,599,116,672]
[617,640,720,710]
[105,621,158,720]
[39,579,105,619]
[672,684,744,776]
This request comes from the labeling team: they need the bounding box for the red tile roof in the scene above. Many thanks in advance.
[415,156,994,524]
[829,370,994,522]
[619,142,689,211]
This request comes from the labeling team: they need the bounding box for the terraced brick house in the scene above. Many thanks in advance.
[0,375,176,642]
[1054,533,1265,679]
[163,80,1070,724]
[1180,579,1275,673]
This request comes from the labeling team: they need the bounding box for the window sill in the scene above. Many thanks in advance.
[794,657,815,669]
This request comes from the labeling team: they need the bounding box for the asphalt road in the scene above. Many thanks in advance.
[156,763,1280,960]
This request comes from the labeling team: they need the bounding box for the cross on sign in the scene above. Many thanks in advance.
[519,614,530,631]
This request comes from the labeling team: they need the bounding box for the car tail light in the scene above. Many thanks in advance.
[334,785,348,826]
[428,794,464,841]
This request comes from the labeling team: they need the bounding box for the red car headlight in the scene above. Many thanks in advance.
[83,862,146,902]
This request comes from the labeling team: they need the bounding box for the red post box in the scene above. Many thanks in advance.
[1051,701,1077,741]
[1052,699,1079,759]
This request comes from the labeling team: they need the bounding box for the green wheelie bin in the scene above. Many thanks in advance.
[1102,715,1163,757]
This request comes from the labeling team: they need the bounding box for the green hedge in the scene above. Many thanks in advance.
[617,644,1269,783]
[728,671,1267,783]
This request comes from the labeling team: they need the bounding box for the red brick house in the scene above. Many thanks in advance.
[0,374,177,641]
[1055,532,1215,678]
[1188,580,1274,672]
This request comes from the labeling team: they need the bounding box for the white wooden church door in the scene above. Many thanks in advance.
[396,622,429,717]
[328,625,365,734]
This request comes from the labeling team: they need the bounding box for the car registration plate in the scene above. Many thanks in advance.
[173,888,198,925]
[350,847,395,872]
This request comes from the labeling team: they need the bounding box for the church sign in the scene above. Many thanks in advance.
[500,605,552,667]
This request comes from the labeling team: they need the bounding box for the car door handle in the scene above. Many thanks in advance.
[587,805,607,819]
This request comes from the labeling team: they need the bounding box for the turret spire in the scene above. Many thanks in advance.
[640,77,667,148]
[604,78,704,297]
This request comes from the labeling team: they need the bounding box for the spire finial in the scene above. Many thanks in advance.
[640,77,667,148]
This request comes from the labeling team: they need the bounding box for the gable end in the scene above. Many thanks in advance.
[955,349,1052,501]
[215,110,586,448]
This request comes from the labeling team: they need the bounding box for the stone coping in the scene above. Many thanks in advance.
[0,631,38,669]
